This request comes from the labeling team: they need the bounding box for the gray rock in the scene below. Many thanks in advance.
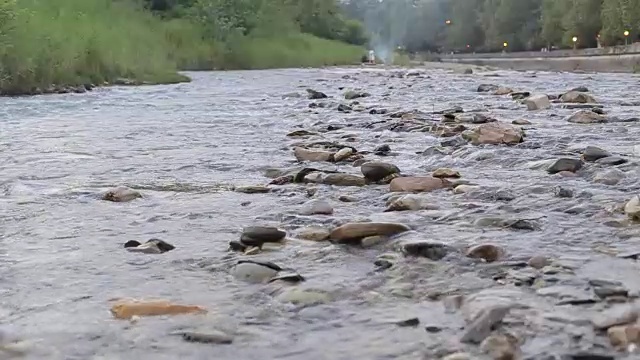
[299,199,334,215]
[595,156,627,166]
[478,84,499,92]
[322,173,366,186]
[582,146,611,162]
[460,305,511,344]
[361,161,400,182]
[180,331,233,344]
[232,261,280,283]
[524,94,551,110]
[593,168,625,185]
[592,303,640,330]
[400,241,450,260]
[547,158,583,174]
[561,91,597,103]
[102,186,142,202]
[306,89,327,99]
[240,227,286,247]
[565,110,607,124]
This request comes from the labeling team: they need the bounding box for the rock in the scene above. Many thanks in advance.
[596,156,627,166]
[232,260,281,283]
[102,186,142,202]
[299,199,333,215]
[124,239,175,254]
[527,255,550,269]
[338,194,356,202]
[390,176,448,193]
[460,305,511,344]
[547,158,583,174]
[565,110,607,124]
[511,91,531,100]
[466,244,505,263]
[432,168,461,178]
[294,147,334,162]
[276,287,331,306]
[180,331,233,344]
[344,90,369,100]
[306,89,327,99]
[463,122,524,146]
[323,174,366,187]
[454,185,481,194]
[110,299,207,320]
[607,324,640,349]
[333,147,354,162]
[512,119,531,125]
[571,86,589,92]
[295,226,331,241]
[330,222,411,243]
[361,235,389,248]
[395,318,420,327]
[478,84,499,92]
[582,146,611,162]
[624,195,640,221]
[441,136,467,147]
[592,303,640,330]
[240,227,286,247]
[235,185,270,194]
[524,94,551,110]
[374,144,391,155]
[480,334,519,360]
[493,87,513,95]
[361,162,400,182]
[269,269,305,283]
[593,169,625,186]
[286,130,317,137]
[337,104,352,112]
[561,91,597,103]
[554,186,574,198]
[385,194,438,212]
[401,241,450,260]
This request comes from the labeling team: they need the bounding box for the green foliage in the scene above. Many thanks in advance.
[0,0,366,94]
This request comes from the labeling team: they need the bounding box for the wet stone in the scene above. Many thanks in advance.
[102,186,142,202]
[582,146,610,162]
[295,226,330,241]
[593,168,625,186]
[299,199,334,215]
[401,241,451,260]
[373,144,391,156]
[547,158,583,174]
[460,305,511,344]
[124,239,175,254]
[432,168,461,178]
[592,303,640,330]
[330,222,411,244]
[466,244,505,263]
[595,156,627,166]
[306,89,327,99]
[361,161,400,182]
[395,317,420,327]
[240,226,286,247]
[528,255,551,269]
[180,331,233,344]
[481,333,519,360]
[390,176,448,193]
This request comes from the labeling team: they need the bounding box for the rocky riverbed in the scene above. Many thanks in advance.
[3,65,640,359]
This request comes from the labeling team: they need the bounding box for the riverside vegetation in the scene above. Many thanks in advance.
[0,0,366,95]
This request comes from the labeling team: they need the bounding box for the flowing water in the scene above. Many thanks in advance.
[2,66,640,359]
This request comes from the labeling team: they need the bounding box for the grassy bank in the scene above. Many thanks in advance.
[0,0,364,95]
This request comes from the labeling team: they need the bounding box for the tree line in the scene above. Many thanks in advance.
[142,0,368,46]
[341,0,640,53]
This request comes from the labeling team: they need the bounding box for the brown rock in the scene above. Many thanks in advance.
[110,299,207,320]
[493,87,513,95]
[463,122,524,146]
[323,174,366,186]
[330,222,411,243]
[432,168,461,178]
[466,244,505,263]
[480,334,519,360]
[295,226,331,241]
[294,147,333,162]
[608,324,640,349]
[565,110,607,124]
[390,176,448,193]
[561,91,597,104]
[527,255,550,269]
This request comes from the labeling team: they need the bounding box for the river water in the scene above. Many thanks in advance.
[2,66,640,359]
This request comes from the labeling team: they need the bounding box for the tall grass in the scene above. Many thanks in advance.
[222,33,364,70]
[0,0,214,94]
[0,0,364,94]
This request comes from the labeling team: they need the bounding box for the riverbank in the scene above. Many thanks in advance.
[438,43,640,73]
[0,0,364,96]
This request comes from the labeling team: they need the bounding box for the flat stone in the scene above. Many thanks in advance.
[240,227,286,247]
[460,305,511,344]
[294,226,331,241]
[294,147,333,162]
[235,186,271,194]
[390,176,447,193]
[561,91,597,103]
[547,158,583,174]
[330,222,411,243]
[596,156,627,166]
[180,331,233,344]
[432,168,461,178]
[582,146,611,162]
[592,303,640,330]
[232,261,280,283]
[322,174,366,186]
[333,147,354,162]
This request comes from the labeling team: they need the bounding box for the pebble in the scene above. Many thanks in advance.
[395,317,420,327]
[180,331,234,344]
[361,161,401,182]
[329,222,411,244]
[480,333,519,360]
[401,241,450,260]
[460,305,511,344]
[527,255,550,269]
[432,168,461,178]
[466,244,505,263]
[240,226,286,247]
[101,186,142,202]
[299,199,334,215]
[295,226,331,241]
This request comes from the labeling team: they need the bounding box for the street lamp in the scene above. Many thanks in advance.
[624,30,630,45]
[572,36,578,49]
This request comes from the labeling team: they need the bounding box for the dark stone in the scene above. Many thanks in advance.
[440,136,467,147]
[477,84,499,92]
[338,104,352,112]
[425,325,442,333]
[374,144,391,155]
[547,158,583,174]
[374,259,394,270]
[240,226,286,247]
[269,270,305,283]
[124,240,141,248]
[401,241,450,260]
[570,86,589,92]
[595,156,627,166]
[229,241,248,252]
[148,239,175,253]
[306,89,327,99]
[396,318,420,327]
[360,161,400,182]
[554,186,574,198]
[560,353,614,360]
[181,332,233,344]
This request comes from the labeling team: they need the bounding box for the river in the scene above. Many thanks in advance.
[2,66,640,359]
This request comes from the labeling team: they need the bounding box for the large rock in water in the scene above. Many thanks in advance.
[561,91,597,103]
[102,186,142,202]
[582,146,611,162]
[240,227,286,247]
[547,158,583,174]
[523,94,551,110]
[463,122,524,146]
[330,222,411,243]
[390,176,448,193]
[294,147,334,162]
[361,161,400,182]
[565,110,607,124]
